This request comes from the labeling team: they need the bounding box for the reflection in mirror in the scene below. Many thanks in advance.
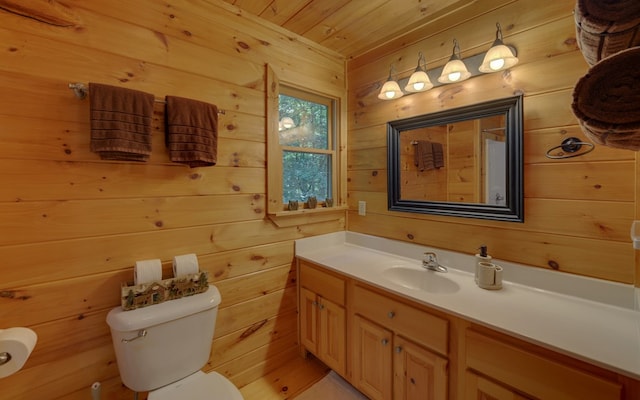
[388,96,523,222]
[401,114,505,204]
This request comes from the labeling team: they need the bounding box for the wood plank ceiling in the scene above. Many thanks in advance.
[222,0,474,58]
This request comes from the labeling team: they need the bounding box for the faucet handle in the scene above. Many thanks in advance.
[423,251,437,262]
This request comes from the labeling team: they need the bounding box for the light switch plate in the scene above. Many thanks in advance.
[358,201,366,216]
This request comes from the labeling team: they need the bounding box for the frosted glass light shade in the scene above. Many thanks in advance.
[280,117,295,129]
[479,43,518,73]
[378,79,404,100]
[405,70,433,92]
[438,59,471,84]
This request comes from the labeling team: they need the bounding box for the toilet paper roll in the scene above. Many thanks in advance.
[134,259,163,285]
[0,327,37,378]
[173,253,199,277]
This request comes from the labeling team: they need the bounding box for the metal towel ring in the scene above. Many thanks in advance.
[545,137,594,159]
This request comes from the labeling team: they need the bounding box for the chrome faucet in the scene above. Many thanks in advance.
[422,252,447,273]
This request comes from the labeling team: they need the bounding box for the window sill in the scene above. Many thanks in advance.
[267,205,348,227]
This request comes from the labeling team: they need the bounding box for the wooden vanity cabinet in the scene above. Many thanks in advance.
[351,284,448,400]
[298,261,346,376]
[296,259,640,400]
[464,329,624,400]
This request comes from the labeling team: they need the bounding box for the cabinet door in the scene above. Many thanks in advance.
[318,297,346,376]
[465,371,530,400]
[353,315,393,400]
[300,287,318,353]
[394,336,448,400]
[466,330,623,400]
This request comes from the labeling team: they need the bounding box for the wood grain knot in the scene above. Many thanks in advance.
[240,319,268,339]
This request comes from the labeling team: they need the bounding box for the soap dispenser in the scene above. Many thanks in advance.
[475,245,492,283]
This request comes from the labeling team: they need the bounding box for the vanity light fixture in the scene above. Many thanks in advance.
[278,117,295,131]
[377,65,404,100]
[377,22,519,101]
[404,52,433,93]
[438,39,471,84]
[479,23,519,73]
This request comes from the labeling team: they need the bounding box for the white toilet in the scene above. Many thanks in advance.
[106,285,243,400]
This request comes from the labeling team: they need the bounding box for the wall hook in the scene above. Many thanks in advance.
[68,83,88,99]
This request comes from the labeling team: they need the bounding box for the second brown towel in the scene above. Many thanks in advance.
[165,96,219,168]
[89,83,155,161]
[432,142,444,168]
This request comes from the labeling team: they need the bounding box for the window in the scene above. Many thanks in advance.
[278,86,335,205]
[266,66,344,219]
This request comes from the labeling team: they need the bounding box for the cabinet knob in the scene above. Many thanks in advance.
[319,303,325,310]
[381,338,389,346]
[394,346,402,353]
[312,301,318,306]
[388,311,395,319]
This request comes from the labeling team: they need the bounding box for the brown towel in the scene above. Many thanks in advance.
[571,47,640,150]
[89,83,155,161]
[414,140,434,171]
[165,96,218,168]
[432,142,444,168]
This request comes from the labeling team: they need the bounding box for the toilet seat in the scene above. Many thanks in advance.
[148,371,243,400]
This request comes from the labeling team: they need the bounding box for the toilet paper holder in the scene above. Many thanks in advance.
[0,327,38,379]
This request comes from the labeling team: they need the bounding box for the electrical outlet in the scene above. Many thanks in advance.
[358,201,366,216]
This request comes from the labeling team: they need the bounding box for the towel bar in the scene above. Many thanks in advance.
[545,137,594,159]
[68,83,226,114]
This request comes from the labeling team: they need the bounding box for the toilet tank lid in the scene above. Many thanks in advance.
[107,285,221,332]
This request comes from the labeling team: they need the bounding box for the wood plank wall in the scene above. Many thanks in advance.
[346,0,638,285]
[0,1,345,399]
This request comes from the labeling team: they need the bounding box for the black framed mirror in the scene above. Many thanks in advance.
[387,95,523,222]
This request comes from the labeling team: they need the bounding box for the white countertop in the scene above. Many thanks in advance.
[295,232,640,380]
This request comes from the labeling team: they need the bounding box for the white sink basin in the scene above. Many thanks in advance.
[381,266,460,294]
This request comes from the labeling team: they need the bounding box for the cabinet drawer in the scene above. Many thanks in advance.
[299,261,345,306]
[352,284,448,356]
[466,330,622,400]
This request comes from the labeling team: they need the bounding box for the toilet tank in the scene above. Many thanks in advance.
[106,285,221,392]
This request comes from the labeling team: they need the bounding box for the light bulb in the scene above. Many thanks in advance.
[489,58,505,71]
[448,72,461,82]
